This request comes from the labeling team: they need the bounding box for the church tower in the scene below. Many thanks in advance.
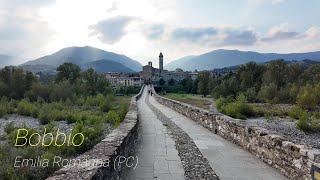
[159,52,163,71]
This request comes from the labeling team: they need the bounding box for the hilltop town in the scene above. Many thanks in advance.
[105,52,198,87]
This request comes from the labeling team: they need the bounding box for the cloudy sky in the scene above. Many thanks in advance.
[0,0,320,65]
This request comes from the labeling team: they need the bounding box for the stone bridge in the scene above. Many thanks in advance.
[49,85,319,180]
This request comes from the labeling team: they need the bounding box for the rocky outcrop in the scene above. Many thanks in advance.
[47,85,144,180]
[153,91,319,180]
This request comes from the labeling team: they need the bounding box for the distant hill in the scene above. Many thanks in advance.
[164,55,195,71]
[18,64,56,74]
[212,59,320,75]
[23,46,143,72]
[165,49,320,71]
[81,60,134,73]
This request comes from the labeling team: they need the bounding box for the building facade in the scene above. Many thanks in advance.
[141,52,198,83]
[106,72,144,87]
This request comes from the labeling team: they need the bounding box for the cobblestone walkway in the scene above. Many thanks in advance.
[126,88,185,180]
[148,95,289,180]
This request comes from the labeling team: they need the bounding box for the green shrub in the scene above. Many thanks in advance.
[117,103,129,120]
[313,112,320,119]
[106,110,121,127]
[310,118,320,132]
[297,111,311,132]
[71,122,102,154]
[36,97,45,105]
[297,84,317,109]
[7,100,17,114]
[38,106,52,125]
[52,110,66,121]
[99,101,111,112]
[220,94,254,120]
[215,97,228,110]
[289,106,306,120]
[244,87,257,102]
[0,104,8,118]
[225,104,246,119]
[66,113,78,124]
[4,122,15,134]
[17,100,38,117]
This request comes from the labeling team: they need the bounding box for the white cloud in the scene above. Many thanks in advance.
[303,27,320,39]
[262,23,299,41]
[89,16,133,44]
[143,24,165,40]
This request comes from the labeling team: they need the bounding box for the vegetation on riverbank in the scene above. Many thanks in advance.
[0,63,133,179]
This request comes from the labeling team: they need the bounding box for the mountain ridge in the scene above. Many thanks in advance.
[81,59,134,73]
[23,46,142,72]
[165,49,320,71]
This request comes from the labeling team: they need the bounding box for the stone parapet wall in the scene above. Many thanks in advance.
[47,85,144,180]
[153,91,319,180]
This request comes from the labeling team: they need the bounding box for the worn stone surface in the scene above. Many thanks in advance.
[47,86,144,180]
[153,89,319,180]
[123,87,185,180]
[146,92,218,180]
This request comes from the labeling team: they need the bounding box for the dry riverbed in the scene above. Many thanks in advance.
[0,114,75,137]
[243,117,320,149]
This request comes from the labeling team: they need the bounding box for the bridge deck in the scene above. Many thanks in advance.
[125,87,185,180]
[148,94,288,180]
[127,87,289,180]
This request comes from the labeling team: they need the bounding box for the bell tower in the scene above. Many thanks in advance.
[159,52,163,71]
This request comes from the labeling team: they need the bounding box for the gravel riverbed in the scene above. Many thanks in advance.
[244,117,320,149]
[0,114,75,137]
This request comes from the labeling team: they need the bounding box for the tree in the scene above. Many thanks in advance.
[258,83,278,103]
[237,62,264,91]
[25,71,36,90]
[168,78,175,86]
[198,71,211,97]
[56,63,81,84]
[159,78,165,86]
[192,78,199,94]
[301,64,320,84]
[82,68,98,95]
[50,81,73,101]
[11,68,27,99]
[262,60,286,88]
[96,75,112,95]
[181,77,194,93]
[285,63,303,84]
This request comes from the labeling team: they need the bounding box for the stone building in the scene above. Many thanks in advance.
[106,52,198,86]
[141,52,198,84]
[106,72,143,87]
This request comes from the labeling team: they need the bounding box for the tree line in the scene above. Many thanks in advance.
[158,60,320,132]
